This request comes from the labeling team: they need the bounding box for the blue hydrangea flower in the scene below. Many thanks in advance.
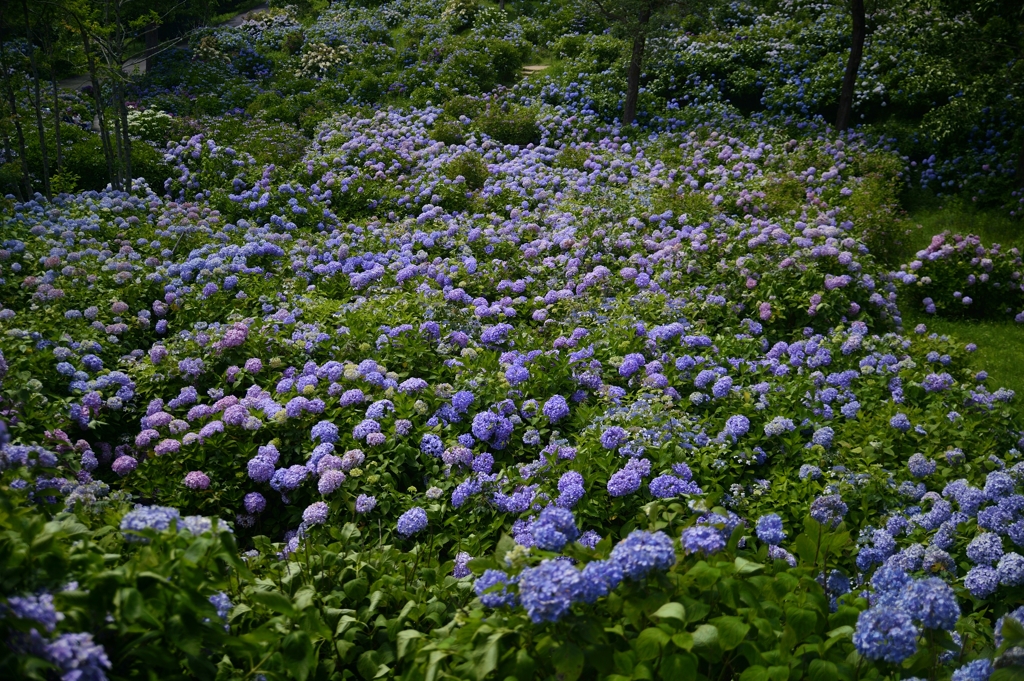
[420,434,443,457]
[812,427,834,447]
[474,569,517,608]
[810,494,847,528]
[681,526,726,556]
[5,593,63,632]
[896,578,960,630]
[967,532,1004,566]
[556,471,585,508]
[577,560,624,603]
[530,506,579,551]
[951,659,994,681]
[997,552,1024,586]
[44,632,111,681]
[852,606,919,663]
[964,565,999,598]
[723,414,750,439]
[907,453,937,478]
[396,507,427,537]
[764,416,795,436]
[890,413,912,432]
[517,559,582,623]
[120,505,182,542]
[310,420,338,444]
[755,514,785,545]
[610,530,676,580]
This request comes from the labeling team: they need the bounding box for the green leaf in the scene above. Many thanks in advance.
[671,632,693,651]
[250,590,297,618]
[808,659,837,681]
[515,649,536,681]
[396,630,423,661]
[768,666,790,681]
[635,628,670,661]
[659,653,696,680]
[344,578,369,602]
[652,602,687,623]
[282,631,314,681]
[992,669,1024,681]
[116,587,144,622]
[786,607,818,640]
[734,557,764,575]
[1001,615,1024,650]
[554,643,584,681]
[710,617,750,651]
[794,534,818,565]
[691,624,719,651]
[474,632,504,681]
[356,650,384,680]
[740,666,769,681]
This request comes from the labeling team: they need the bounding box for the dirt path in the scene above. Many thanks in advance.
[58,3,270,91]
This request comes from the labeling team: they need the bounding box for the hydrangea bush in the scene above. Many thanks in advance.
[0,0,1023,679]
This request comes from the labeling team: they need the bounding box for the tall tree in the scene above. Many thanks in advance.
[835,0,865,132]
[19,0,52,198]
[589,0,711,125]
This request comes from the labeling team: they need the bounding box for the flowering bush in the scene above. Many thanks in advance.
[894,232,1024,321]
[296,43,350,80]
[1,0,1024,679]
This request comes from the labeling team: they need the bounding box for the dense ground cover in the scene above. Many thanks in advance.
[2,1,1024,680]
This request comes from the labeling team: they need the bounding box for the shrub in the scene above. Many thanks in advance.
[476,105,541,146]
[441,151,488,190]
[283,30,305,55]
[894,232,1024,320]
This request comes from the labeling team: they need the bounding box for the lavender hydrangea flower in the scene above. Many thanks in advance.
[355,494,376,514]
[302,501,329,525]
[397,507,427,537]
[318,469,346,494]
[542,395,570,423]
[453,552,472,578]
[183,471,210,490]
[681,526,726,556]
[244,492,266,514]
[112,455,137,476]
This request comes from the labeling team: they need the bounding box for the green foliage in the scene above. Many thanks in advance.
[475,106,540,146]
[441,152,489,190]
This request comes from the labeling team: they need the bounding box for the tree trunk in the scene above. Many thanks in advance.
[51,72,62,172]
[22,0,51,198]
[1016,131,1024,189]
[622,8,651,126]
[75,22,117,190]
[835,0,865,132]
[117,79,132,185]
[144,23,159,73]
